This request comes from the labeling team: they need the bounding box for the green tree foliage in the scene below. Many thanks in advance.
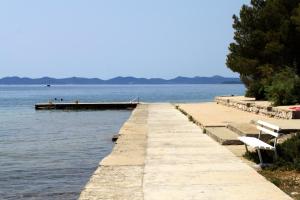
[265,68,300,105]
[227,0,300,104]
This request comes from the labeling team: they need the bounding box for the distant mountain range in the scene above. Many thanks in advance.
[0,76,241,84]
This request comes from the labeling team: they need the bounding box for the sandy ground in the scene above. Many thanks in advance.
[178,102,300,130]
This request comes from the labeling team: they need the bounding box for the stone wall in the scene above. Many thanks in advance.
[215,96,298,119]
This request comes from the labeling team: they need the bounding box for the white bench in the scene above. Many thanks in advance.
[238,120,281,166]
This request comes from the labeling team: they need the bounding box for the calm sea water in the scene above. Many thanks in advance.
[0,84,245,200]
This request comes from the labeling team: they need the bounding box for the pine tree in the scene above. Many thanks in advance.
[227,0,300,102]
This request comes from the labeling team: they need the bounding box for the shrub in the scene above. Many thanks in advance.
[276,134,300,170]
[245,81,266,100]
[265,68,300,106]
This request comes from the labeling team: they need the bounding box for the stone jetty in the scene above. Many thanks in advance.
[35,102,138,110]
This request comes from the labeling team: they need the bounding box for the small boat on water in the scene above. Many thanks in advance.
[46,84,51,87]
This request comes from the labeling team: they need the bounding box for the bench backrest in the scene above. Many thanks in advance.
[256,120,281,138]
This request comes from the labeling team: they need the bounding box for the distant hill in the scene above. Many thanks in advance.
[0,76,241,85]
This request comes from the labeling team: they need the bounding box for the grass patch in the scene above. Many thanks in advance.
[260,170,300,199]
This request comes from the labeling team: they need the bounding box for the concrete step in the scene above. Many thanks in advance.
[204,127,243,145]
[227,123,258,137]
[226,123,272,142]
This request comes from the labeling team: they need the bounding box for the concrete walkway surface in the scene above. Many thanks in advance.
[79,103,292,200]
[79,105,148,200]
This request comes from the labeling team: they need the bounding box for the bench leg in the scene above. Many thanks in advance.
[257,149,263,166]
[274,150,278,161]
[244,144,249,152]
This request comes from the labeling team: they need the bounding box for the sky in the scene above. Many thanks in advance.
[0,0,249,79]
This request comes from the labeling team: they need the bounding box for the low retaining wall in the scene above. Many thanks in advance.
[215,96,300,119]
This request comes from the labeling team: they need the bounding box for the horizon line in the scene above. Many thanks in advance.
[0,75,240,80]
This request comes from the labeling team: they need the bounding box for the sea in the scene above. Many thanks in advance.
[0,84,245,200]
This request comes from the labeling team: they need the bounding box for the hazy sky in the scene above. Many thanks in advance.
[0,0,249,79]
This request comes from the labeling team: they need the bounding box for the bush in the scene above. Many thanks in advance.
[265,68,300,106]
[245,81,266,100]
[276,134,300,170]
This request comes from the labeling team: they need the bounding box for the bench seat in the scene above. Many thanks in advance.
[238,136,274,150]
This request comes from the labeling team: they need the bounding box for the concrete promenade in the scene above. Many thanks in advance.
[79,104,291,200]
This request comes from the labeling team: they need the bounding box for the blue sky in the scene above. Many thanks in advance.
[0,0,249,79]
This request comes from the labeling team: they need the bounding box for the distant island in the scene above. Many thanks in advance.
[0,76,241,85]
